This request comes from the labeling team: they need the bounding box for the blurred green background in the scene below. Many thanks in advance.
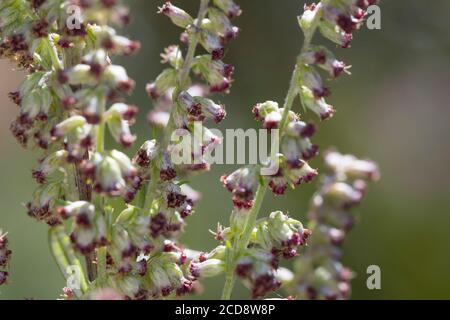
[1,0,450,299]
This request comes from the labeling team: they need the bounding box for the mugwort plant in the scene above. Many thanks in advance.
[0,0,379,299]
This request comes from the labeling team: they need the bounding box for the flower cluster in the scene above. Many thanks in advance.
[146,1,239,177]
[217,0,379,299]
[2,0,150,297]
[137,3,241,290]
[289,150,379,299]
[0,230,11,286]
[298,0,378,120]
[222,102,319,206]
[57,201,107,254]
[253,101,319,195]
[235,211,310,298]
[0,0,381,301]
[115,0,241,298]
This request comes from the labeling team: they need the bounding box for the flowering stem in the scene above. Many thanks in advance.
[221,15,320,300]
[58,41,98,282]
[237,183,268,253]
[221,181,268,300]
[177,0,210,92]
[142,0,210,212]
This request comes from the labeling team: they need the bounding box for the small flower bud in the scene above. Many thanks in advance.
[26,182,63,224]
[61,64,97,86]
[286,160,318,185]
[161,45,184,69]
[116,276,147,300]
[193,96,226,123]
[212,0,242,19]
[158,2,194,29]
[148,212,169,238]
[221,167,259,209]
[324,151,380,181]
[207,8,239,43]
[263,111,282,130]
[192,55,233,93]
[165,263,192,296]
[32,150,68,184]
[91,26,140,56]
[301,46,350,78]
[285,121,316,139]
[104,103,139,122]
[252,101,279,121]
[133,140,158,168]
[198,29,225,60]
[19,88,52,123]
[160,152,177,181]
[146,68,177,100]
[319,20,353,48]
[281,139,302,168]
[51,116,86,139]
[268,173,288,196]
[109,150,137,180]
[300,86,335,120]
[82,153,125,196]
[301,66,330,99]
[177,91,204,121]
[165,184,187,209]
[57,201,95,224]
[201,245,227,262]
[189,259,225,279]
[103,65,135,93]
[324,182,364,208]
[298,3,322,36]
[104,104,137,148]
[267,211,305,248]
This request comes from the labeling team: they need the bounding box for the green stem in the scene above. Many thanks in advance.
[142,164,160,214]
[96,246,107,284]
[176,0,210,92]
[221,8,322,300]
[237,183,268,253]
[221,182,267,300]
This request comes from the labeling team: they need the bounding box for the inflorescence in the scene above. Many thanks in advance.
[216,0,380,299]
[289,151,379,299]
[0,0,379,300]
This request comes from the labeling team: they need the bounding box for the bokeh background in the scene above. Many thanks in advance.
[1,0,450,299]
